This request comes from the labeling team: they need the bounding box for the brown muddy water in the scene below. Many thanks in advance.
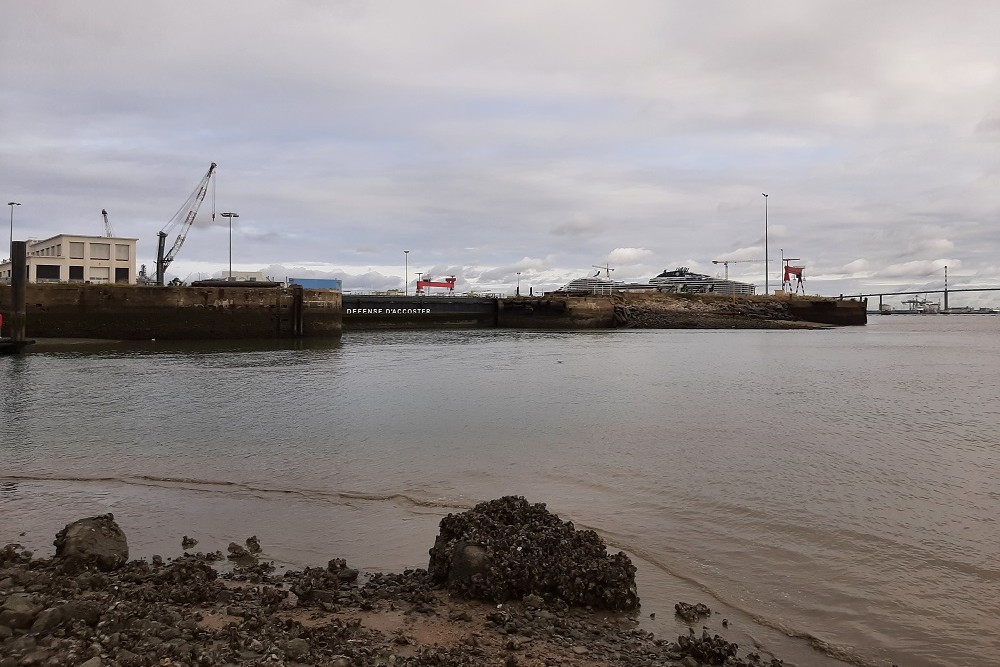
[2,316,998,666]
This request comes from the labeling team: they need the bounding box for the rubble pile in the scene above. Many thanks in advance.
[428,496,639,611]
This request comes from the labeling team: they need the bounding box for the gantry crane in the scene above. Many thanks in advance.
[101,209,114,237]
[782,257,805,294]
[711,258,764,280]
[155,162,217,286]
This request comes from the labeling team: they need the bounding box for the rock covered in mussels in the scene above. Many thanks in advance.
[428,496,639,610]
[53,513,129,572]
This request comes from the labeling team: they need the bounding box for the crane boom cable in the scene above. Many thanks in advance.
[159,162,217,271]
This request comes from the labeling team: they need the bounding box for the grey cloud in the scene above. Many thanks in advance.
[2,2,1000,303]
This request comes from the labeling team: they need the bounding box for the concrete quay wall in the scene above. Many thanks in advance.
[340,295,615,329]
[498,296,614,328]
[0,284,342,340]
[786,297,867,326]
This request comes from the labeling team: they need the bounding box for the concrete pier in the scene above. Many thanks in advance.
[0,283,341,340]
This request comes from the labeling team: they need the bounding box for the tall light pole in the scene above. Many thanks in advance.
[762,193,769,295]
[516,271,521,296]
[8,202,21,260]
[220,212,238,280]
[404,250,409,295]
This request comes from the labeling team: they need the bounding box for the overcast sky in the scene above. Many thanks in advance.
[3,1,999,304]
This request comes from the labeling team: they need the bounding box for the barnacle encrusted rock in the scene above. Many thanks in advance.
[53,513,129,571]
[428,496,639,610]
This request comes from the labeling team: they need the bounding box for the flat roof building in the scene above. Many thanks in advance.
[0,234,139,285]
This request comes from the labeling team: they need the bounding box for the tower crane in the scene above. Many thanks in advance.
[155,162,217,286]
[592,264,615,280]
[101,209,114,237]
[711,258,764,280]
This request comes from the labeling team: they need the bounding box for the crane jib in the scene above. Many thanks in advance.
[155,162,217,283]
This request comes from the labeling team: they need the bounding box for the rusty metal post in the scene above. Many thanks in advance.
[10,240,26,341]
[292,285,304,337]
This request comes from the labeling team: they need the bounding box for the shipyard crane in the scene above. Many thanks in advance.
[711,258,764,280]
[155,162,217,286]
[101,209,114,237]
[592,264,615,280]
[782,258,805,295]
[415,275,457,295]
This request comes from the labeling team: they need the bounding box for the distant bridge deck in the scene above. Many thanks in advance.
[840,286,1000,311]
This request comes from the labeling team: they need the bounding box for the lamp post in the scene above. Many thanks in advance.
[762,193,769,295]
[8,202,21,260]
[404,250,409,295]
[220,212,239,280]
[516,271,521,296]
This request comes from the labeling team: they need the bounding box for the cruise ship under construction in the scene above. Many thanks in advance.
[554,267,756,296]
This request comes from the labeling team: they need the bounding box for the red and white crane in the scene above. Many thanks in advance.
[415,276,457,295]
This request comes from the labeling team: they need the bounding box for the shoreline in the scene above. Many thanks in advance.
[0,508,825,667]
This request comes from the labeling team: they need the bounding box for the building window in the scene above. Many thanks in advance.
[69,265,84,281]
[115,267,129,283]
[70,242,84,259]
[36,264,60,281]
[89,267,110,283]
[115,244,130,261]
[90,243,111,260]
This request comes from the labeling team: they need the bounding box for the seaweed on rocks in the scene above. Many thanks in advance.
[427,496,640,610]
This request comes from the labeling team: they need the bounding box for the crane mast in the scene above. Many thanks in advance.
[101,209,114,237]
[155,162,217,286]
[711,258,765,280]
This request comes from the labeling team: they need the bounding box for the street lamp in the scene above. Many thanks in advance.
[220,212,239,280]
[8,202,21,260]
[762,193,769,295]
[516,271,521,296]
[404,250,409,295]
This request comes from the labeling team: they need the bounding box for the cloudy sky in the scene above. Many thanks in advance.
[3,1,999,304]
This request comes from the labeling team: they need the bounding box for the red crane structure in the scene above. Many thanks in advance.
[782,258,805,295]
[415,275,457,295]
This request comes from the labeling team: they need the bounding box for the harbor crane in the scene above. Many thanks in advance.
[155,162,217,286]
[782,257,805,294]
[592,264,615,280]
[101,209,114,237]
[415,275,457,295]
[711,258,764,280]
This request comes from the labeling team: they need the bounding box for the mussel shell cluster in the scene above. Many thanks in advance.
[428,496,639,611]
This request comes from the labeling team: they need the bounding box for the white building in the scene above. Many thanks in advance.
[0,234,139,285]
[211,270,272,282]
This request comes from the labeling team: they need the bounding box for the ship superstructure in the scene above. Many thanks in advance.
[554,267,755,296]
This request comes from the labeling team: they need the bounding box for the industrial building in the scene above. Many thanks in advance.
[0,234,138,285]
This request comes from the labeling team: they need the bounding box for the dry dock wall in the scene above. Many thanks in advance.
[498,296,614,328]
[340,295,615,329]
[0,284,341,340]
[786,297,867,326]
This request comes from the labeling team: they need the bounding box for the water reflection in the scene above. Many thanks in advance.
[27,336,344,357]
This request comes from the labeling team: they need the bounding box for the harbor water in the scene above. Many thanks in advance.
[1,316,998,666]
